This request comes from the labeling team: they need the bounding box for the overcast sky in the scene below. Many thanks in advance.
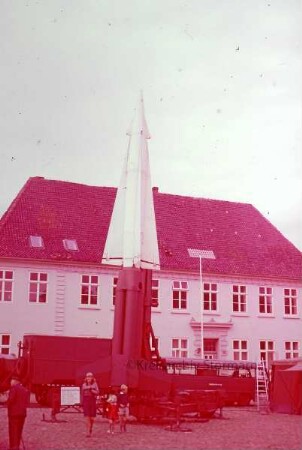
[0,0,301,251]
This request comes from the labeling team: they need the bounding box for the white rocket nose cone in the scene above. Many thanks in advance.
[102,94,160,270]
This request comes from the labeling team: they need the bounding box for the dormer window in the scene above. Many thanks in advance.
[29,235,44,248]
[63,239,78,251]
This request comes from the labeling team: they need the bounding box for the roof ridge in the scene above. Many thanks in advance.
[157,190,252,206]
[18,177,250,207]
[33,177,118,192]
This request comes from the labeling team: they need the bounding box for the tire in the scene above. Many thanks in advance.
[238,393,251,406]
[35,386,50,406]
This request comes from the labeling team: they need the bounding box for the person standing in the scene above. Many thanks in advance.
[81,372,99,437]
[117,384,129,432]
[7,375,30,450]
[106,391,118,434]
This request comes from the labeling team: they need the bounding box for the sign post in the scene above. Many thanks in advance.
[188,248,216,359]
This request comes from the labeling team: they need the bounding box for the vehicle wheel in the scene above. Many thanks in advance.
[35,387,50,406]
[238,394,251,406]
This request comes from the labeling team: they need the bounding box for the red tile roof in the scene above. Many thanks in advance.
[0,177,301,281]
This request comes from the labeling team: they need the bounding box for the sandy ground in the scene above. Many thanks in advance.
[0,405,301,450]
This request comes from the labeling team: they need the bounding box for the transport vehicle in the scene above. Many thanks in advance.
[165,358,256,406]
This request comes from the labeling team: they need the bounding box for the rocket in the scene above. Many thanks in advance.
[102,94,161,386]
[102,93,159,270]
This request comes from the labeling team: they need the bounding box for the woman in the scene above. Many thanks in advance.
[81,372,99,437]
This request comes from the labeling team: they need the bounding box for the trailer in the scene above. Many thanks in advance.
[165,358,256,406]
[11,332,224,420]
[16,334,112,405]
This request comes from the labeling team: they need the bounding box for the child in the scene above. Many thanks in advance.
[106,392,118,434]
[117,384,129,432]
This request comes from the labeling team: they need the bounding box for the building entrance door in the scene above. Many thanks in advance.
[204,338,218,359]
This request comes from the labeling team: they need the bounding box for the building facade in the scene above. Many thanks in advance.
[0,177,301,365]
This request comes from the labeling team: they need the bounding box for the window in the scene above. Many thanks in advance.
[29,272,48,303]
[151,279,159,307]
[172,338,188,358]
[284,288,298,315]
[232,285,246,313]
[29,235,44,248]
[204,283,217,311]
[285,341,299,359]
[81,275,99,306]
[259,287,273,314]
[233,340,248,360]
[0,334,11,354]
[151,336,160,353]
[63,239,78,251]
[112,276,118,306]
[172,281,188,310]
[0,270,13,302]
[260,340,274,366]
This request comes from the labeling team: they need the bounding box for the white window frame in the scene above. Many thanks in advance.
[0,334,11,355]
[172,338,188,358]
[80,274,99,307]
[284,288,298,316]
[259,286,273,314]
[0,270,14,302]
[112,276,118,306]
[203,282,217,312]
[285,341,299,359]
[232,285,246,313]
[29,235,44,248]
[151,336,160,353]
[28,272,48,303]
[260,340,274,366]
[233,339,248,361]
[151,279,159,308]
[172,281,188,310]
[63,239,78,251]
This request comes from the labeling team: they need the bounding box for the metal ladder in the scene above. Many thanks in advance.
[256,360,270,413]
